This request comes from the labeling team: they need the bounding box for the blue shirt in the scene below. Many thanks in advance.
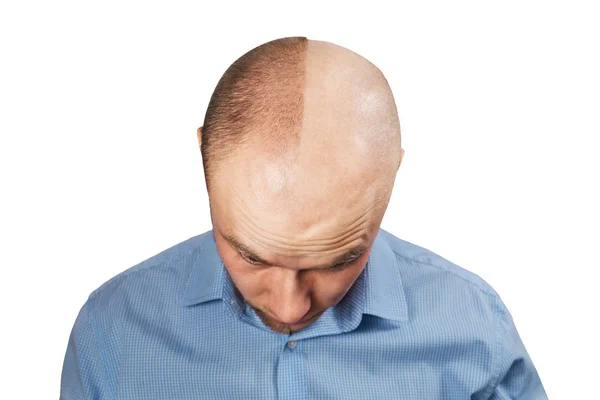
[60,228,548,399]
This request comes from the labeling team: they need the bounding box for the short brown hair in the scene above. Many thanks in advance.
[201,37,308,193]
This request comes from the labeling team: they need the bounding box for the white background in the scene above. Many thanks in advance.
[1,1,598,398]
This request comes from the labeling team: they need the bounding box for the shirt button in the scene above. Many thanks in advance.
[287,341,297,349]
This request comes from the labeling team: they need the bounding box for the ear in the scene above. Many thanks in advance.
[397,147,405,171]
[197,126,203,148]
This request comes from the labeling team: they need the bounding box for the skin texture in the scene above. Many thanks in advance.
[197,39,404,335]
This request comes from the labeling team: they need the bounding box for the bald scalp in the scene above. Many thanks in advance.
[200,37,402,193]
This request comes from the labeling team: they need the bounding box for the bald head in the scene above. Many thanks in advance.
[199,37,403,193]
[200,37,405,334]
[302,39,402,173]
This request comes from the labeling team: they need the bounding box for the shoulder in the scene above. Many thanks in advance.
[378,228,506,330]
[380,228,501,300]
[87,231,210,303]
[379,228,509,352]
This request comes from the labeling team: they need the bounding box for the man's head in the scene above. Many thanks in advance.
[197,37,404,335]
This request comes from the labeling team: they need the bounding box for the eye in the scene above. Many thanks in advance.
[241,253,262,265]
[328,260,354,271]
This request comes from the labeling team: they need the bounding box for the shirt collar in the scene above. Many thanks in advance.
[363,228,409,322]
[181,229,408,323]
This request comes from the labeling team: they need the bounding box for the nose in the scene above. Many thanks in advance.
[269,269,311,324]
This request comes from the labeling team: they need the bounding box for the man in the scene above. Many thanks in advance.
[60,37,548,399]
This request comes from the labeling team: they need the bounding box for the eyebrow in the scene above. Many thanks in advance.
[221,231,368,270]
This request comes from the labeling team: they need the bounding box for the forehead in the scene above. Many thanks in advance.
[210,174,383,273]
[221,161,377,230]
[219,227,371,271]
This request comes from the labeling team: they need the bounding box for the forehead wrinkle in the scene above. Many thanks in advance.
[229,191,373,253]
[224,200,372,260]
[233,212,370,255]
[221,229,369,270]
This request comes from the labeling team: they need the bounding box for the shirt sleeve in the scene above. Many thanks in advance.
[60,296,111,400]
[485,295,549,400]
